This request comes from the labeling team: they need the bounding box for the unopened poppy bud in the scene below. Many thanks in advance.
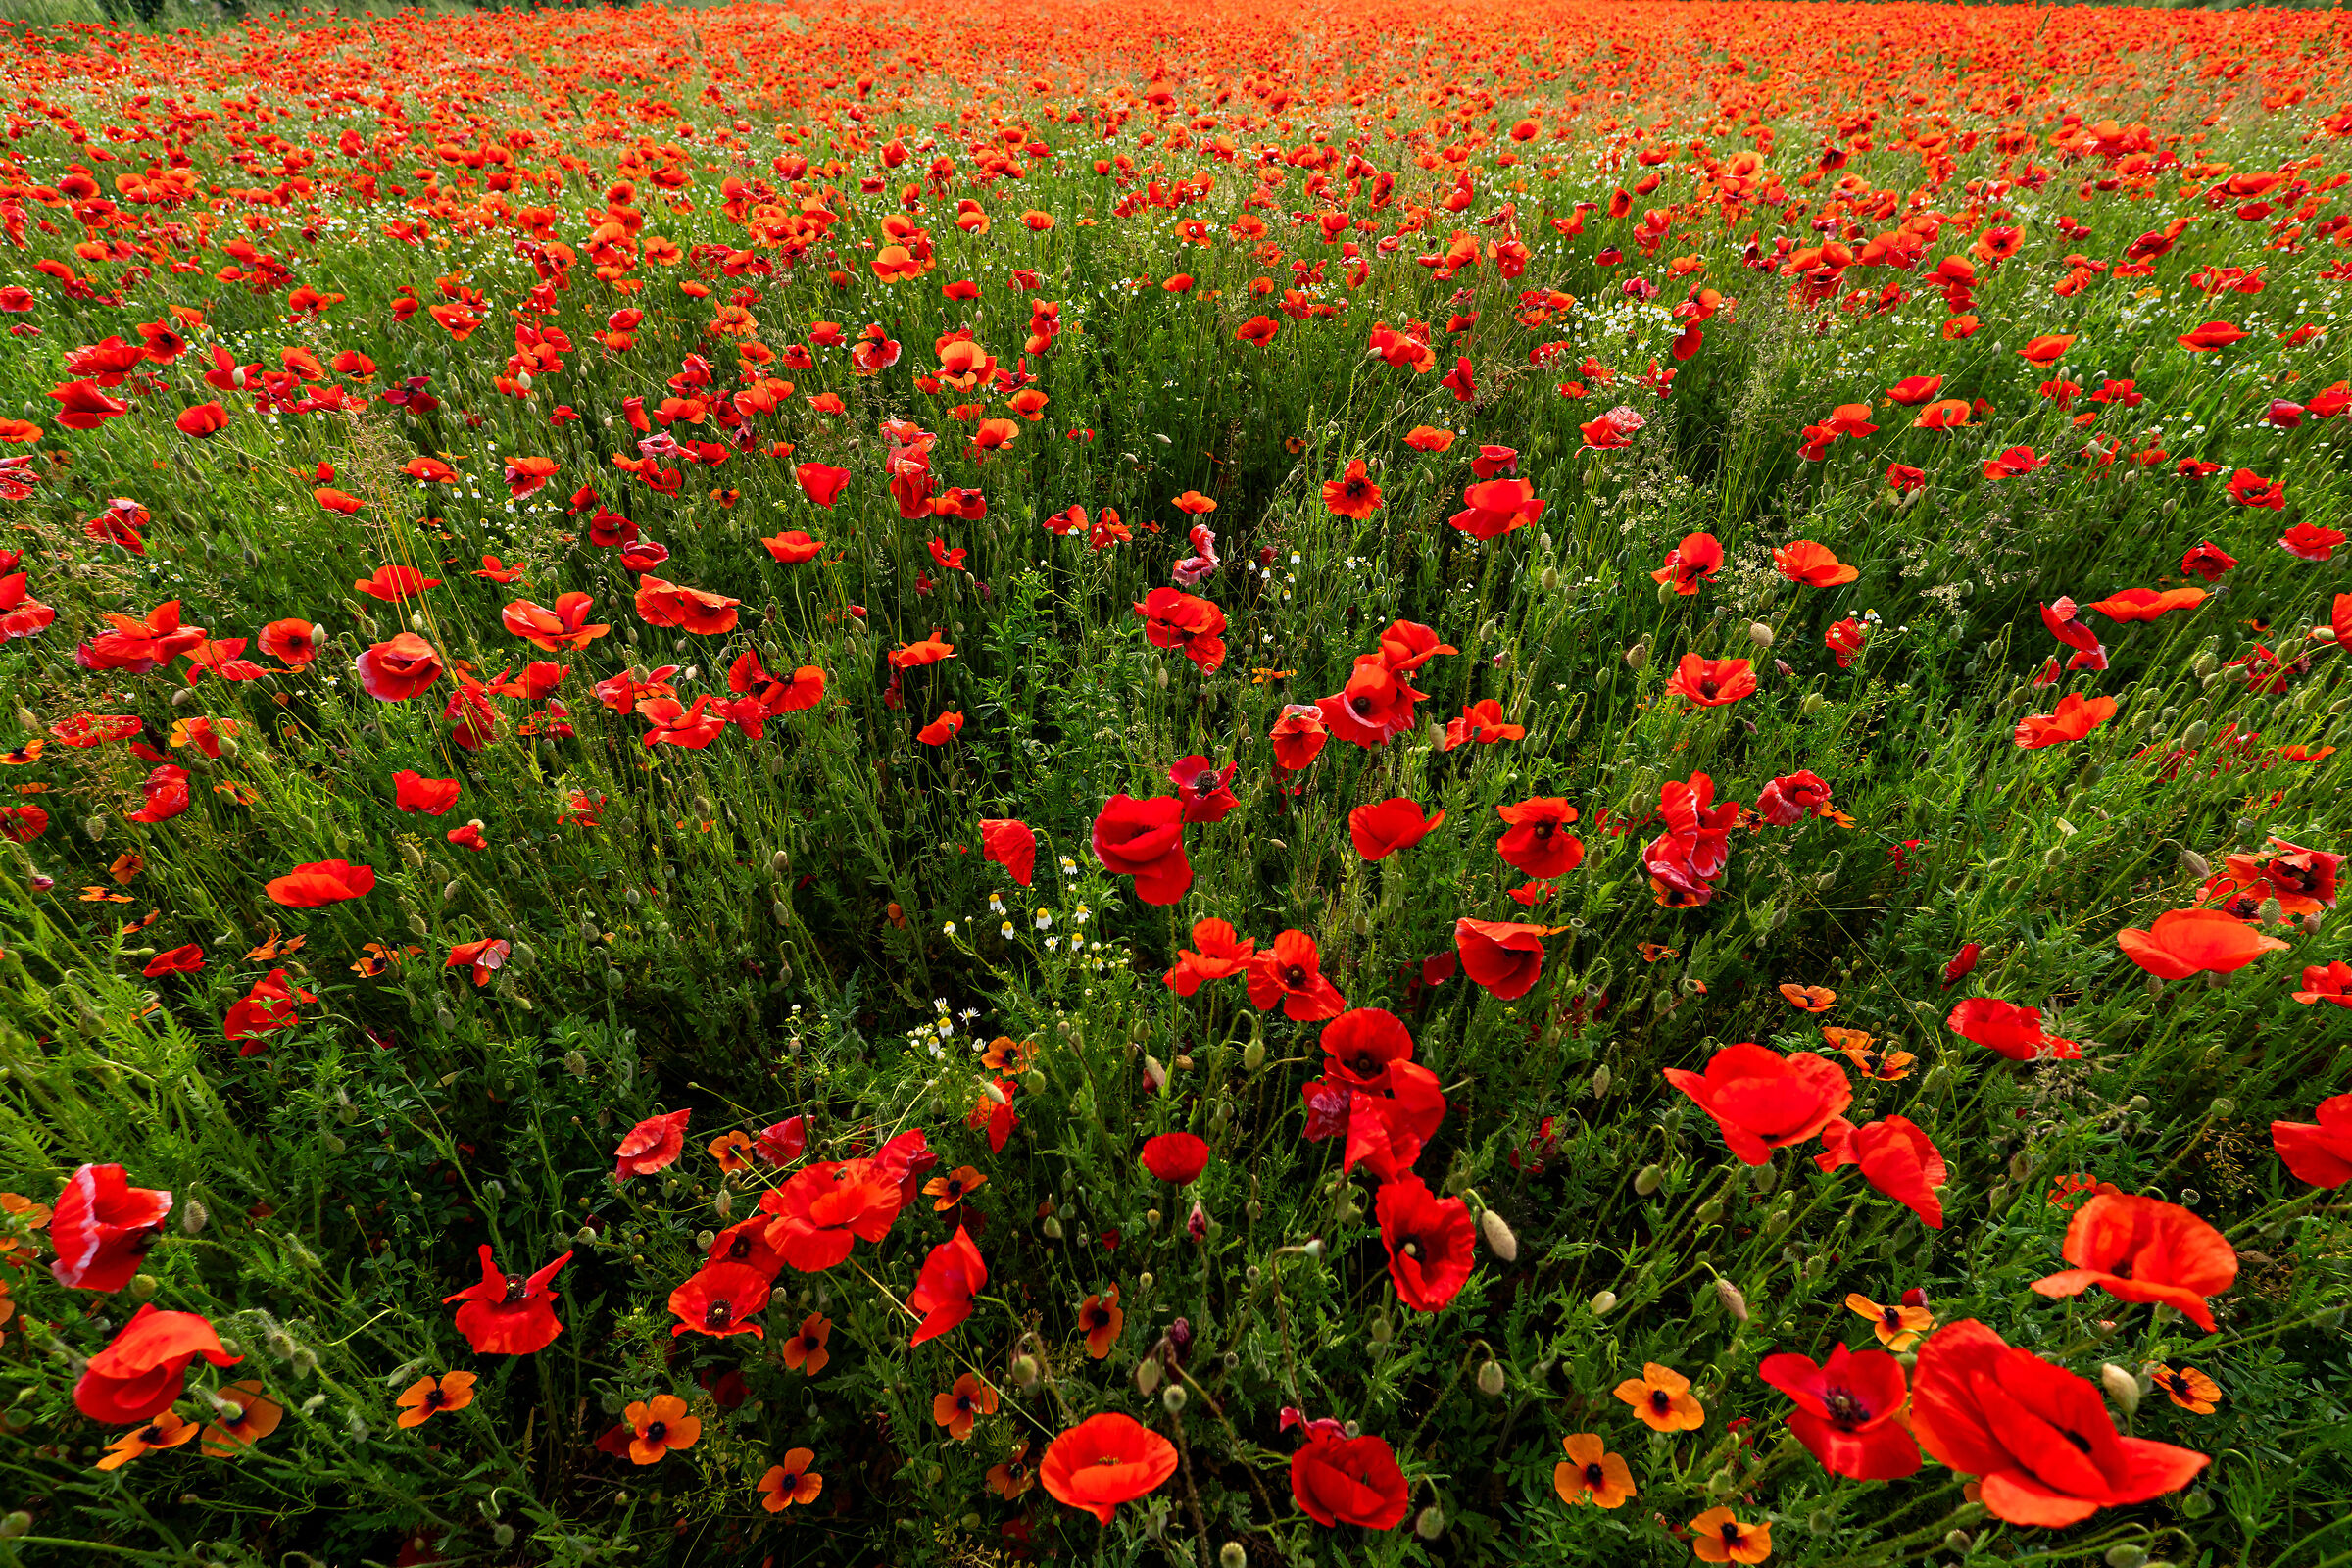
[1368,1313,1393,1345]
[0,1514,29,1541]
[1590,1290,1618,1316]
[1414,1505,1446,1541]
[1799,691,1824,716]
[180,1199,209,1236]
[1541,566,1560,591]
[1243,1039,1266,1070]
[1480,1208,1518,1261]
[1009,1354,1040,1387]
[1023,1066,1047,1095]
[1221,1544,1248,1568]
[1476,1359,1506,1397]
[1135,1358,1161,1396]
[83,814,108,843]
[2257,897,2283,925]
[129,1273,159,1300]
[2179,849,2210,878]
[2182,1489,2213,1518]
[1696,1199,1724,1224]
[1945,1531,1975,1554]
[1713,1277,1749,1321]
[1706,1465,1738,1497]
[1147,1207,1162,1229]
[2100,1363,2141,1416]
[1634,1164,1664,1196]
[2106,1546,2148,1568]
[564,1051,588,1076]
[1749,621,1774,648]
[1143,1054,1167,1091]
[713,1190,733,1220]
[1161,1384,1188,1413]
[1806,1508,1833,1536]
[1042,1214,1063,1240]
[1624,639,1648,669]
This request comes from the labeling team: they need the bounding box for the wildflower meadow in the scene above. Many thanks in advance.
[0,0,2349,1563]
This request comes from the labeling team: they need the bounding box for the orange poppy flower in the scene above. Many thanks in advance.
[1844,1292,1936,1351]
[987,1439,1036,1499]
[1615,1363,1703,1432]
[1779,983,1836,1013]
[624,1394,700,1464]
[1690,1507,1772,1564]
[780,1313,832,1377]
[758,1448,823,1510]
[200,1381,283,1456]
[1772,539,1859,587]
[1553,1433,1636,1507]
[1822,1027,1911,1082]
[395,1370,477,1429]
[707,1130,754,1173]
[931,1372,1000,1441]
[96,1408,199,1470]
[1078,1283,1124,1359]
[923,1165,989,1210]
[2151,1364,2220,1414]
[982,1036,1034,1072]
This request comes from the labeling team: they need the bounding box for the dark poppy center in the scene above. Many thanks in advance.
[1351,1053,1379,1077]
[1698,678,1720,697]
[1823,1389,1867,1430]
[1283,964,1308,987]
[2111,1259,2133,1279]
[1721,1522,1743,1544]
[502,1272,528,1304]
[1533,821,1554,840]
[1350,696,1374,716]
[1584,1461,1605,1486]
[706,1300,733,1328]
[726,1234,754,1261]
[646,1421,668,1444]
[1649,1389,1672,1412]
[425,1387,449,1410]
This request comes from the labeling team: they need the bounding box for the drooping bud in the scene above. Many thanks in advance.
[1414,1505,1446,1541]
[1480,1208,1519,1261]
[1713,1277,1750,1322]
[1476,1360,1507,1397]
[1633,1164,1664,1197]
[2100,1363,2141,1417]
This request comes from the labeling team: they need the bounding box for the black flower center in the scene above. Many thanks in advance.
[646,1421,668,1444]
[1584,1461,1606,1486]
[706,1300,733,1328]
[502,1272,528,1304]
[1823,1389,1867,1430]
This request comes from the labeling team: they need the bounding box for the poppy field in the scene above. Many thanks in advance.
[5,0,2352,1562]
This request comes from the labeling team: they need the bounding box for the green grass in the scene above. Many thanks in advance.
[0,1,2349,1565]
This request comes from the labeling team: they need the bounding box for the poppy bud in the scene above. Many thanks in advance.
[180,1198,209,1236]
[1162,1384,1188,1413]
[2178,849,2210,878]
[2182,1490,2213,1518]
[1476,1359,1506,1397]
[1480,1208,1518,1261]
[1946,1532,1975,1554]
[1799,691,1824,715]
[1414,1506,1446,1541]
[0,1514,28,1541]
[1591,1064,1611,1098]
[1624,639,1647,668]
[564,1051,588,1076]
[2257,897,2283,925]
[1135,1357,1161,1395]
[128,1273,158,1300]
[1696,1199,1724,1224]
[1147,1208,1161,1229]
[1368,1313,1393,1345]
[2106,1547,2149,1568]
[1749,621,1774,648]
[2210,1098,2234,1116]
[1023,1067,1047,1095]
[1244,1039,1265,1071]
[1590,1290,1618,1316]
[1713,1277,1749,1321]
[1634,1164,1664,1196]
[1042,1215,1063,1240]
[83,814,108,843]
[2099,1362,2141,1416]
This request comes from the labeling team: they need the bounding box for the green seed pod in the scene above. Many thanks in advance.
[1634,1164,1664,1197]
[1221,1544,1248,1568]
[1414,1505,1446,1541]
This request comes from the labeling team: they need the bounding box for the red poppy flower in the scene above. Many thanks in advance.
[1376,1174,1475,1311]
[1291,1430,1410,1529]
[1664,1043,1852,1166]
[444,1244,573,1355]
[1269,704,1330,769]
[1322,458,1383,518]
[1133,587,1228,674]
[907,1226,986,1346]
[1168,756,1240,823]
[2272,1094,2352,1188]
[669,1260,771,1340]
[1348,798,1444,860]
[256,618,322,666]
[980,818,1037,886]
[1454,916,1551,999]
[355,634,445,701]
[2014,692,2116,748]
[393,770,462,816]
[915,710,964,747]
[2177,320,2246,352]
[1039,1413,1179,1524]
[761,1158,906,1271]
[2086,587,2206,622]
[49,1164,172,1293]
[1757,1343,1921,1480]
[353,564,441,603]
[221,968,314,1051]
[445,937,511,987]
[1816,1115,1947,1227]
[1165,918,1256,996]
[141,944,204,977]
[1886,374,1943,405]
[1494,797,1583,877]
[2116,908,2288,979]
[763,529,826,564]
[1141,1132,1210,1186]
[501,593,610,653]
[614,1109,692,1179]
[74,1305,240,1424]
[1092,793,1192,905]
[1246,929,1347,1020]
[795,463,852,508]
[126,763,191,824]
[49,380,130,430]
[1773,539,1859,587]
[2180,541,2237,581]
[1663,654,1756,707]
[634,576,741,636]
[1945,996,2080,1060]
[1908,1318,2206,1527]
[2279,520,2341,560]
[1756,771,1834,825]
[2031,1192,2236,1332]
[265,858,374,907]
[1651,531,1724,594]
[1982,445,2048,480]
[1448,476,1544,540]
